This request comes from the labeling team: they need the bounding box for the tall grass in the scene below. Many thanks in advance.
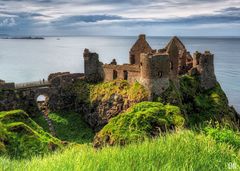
[1,130,239,171]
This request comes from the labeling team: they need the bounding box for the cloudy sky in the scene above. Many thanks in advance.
[0,0,240,36]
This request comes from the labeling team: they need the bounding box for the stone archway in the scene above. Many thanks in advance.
[36,94,49,112]
[35,92,56,136]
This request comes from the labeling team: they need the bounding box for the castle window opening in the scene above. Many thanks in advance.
[158,71,163,78]
[170,61,173,70]
[197,60,200,65]
[130,55,135,64]
[113,70,118,80]
[123,70,128,80]
[204,58,208,64]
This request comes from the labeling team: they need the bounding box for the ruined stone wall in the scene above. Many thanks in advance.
[166,42,179,82]
[0,83,15,89]
[48,72,70,81]
[83,49,103,83]
[0,73,84,114]
[193,51,217,89]
[165,36,193,76]
[139,53,170,99]
[103,64,141,84]
[50,73,84,88]
[0,89,21,112]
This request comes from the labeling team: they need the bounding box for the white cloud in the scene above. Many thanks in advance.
[0,0,239,36]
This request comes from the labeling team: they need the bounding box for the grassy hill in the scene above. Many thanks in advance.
[0,110,62,159]
[33,111,94,144]
[1,130,240,171]
[0,77,239,170]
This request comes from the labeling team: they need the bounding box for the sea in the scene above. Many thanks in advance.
[0,36,239,112]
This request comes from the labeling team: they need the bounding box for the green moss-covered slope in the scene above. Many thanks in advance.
[69,80,149,129]
[94,102,185,147]
[0,110,62,158]
[72,79,148,105]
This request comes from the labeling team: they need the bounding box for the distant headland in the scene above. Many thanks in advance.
[1,36,44,40]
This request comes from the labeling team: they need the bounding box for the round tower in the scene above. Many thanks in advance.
[140,53,170,100]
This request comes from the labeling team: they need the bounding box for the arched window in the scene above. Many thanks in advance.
[123,70,128,80]
[113,70,118,80]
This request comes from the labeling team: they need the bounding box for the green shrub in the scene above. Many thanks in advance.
[94,102,185,147]
[203,123,240,149]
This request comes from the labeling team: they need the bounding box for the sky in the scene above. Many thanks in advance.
[0,0,240,36]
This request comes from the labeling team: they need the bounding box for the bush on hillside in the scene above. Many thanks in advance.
[203,123,240,149]
[93,102,185,147]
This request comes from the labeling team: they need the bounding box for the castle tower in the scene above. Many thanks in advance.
[193,51,217,89]
[129,34,153,65]
[140,53,170,100]
[83,48,103,82]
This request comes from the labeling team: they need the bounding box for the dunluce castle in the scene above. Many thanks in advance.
[0,34,216,111]
[83,34,216,99]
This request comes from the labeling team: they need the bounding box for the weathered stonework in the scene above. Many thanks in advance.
[129,34,154,64]
[84,34,206,98]
[0,72,83,114]
[83,48,104,83]
[103,64,140,84]
[139,53,170,100]
[192,51,217,89]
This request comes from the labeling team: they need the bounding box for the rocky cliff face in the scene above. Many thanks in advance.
[159,75,239,125]
[68,74,239,131]
[70,80,148,131]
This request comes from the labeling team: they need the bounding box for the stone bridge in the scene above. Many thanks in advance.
[15,80,52,102]
[15,80,51,90]
[0,72,84,115]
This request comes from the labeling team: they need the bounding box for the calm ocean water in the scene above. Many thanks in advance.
[0,36,239,112]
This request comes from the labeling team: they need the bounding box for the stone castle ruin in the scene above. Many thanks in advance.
[84,34,217,99]
[0,34,217,114]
